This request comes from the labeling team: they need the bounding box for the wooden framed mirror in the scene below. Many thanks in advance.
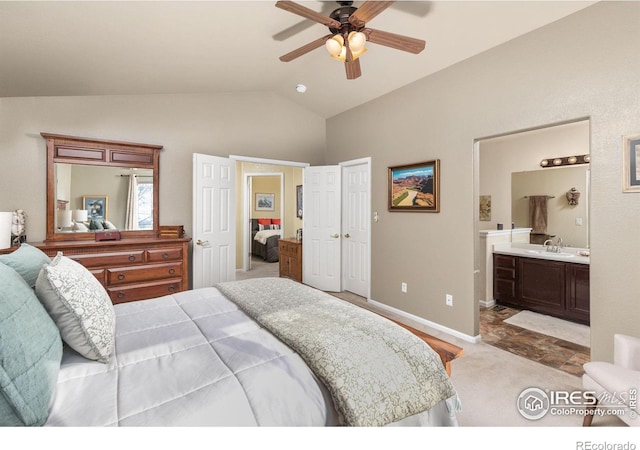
[42,133,162,242]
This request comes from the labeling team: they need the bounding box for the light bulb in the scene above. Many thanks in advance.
[348,31,366,53]
[325,35,344,57]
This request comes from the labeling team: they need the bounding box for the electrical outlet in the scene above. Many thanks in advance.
[401,282,407,293]
[446,294,453,306]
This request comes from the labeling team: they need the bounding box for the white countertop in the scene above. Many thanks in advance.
[492,243,590,265]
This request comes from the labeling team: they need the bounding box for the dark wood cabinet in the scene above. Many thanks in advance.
[279,238,302,282]
[493,253,589,325]
[35,237,191,304]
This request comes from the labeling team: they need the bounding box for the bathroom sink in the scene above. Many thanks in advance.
[526,250,542,254]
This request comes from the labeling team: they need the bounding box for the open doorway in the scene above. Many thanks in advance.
[473,118,591,371]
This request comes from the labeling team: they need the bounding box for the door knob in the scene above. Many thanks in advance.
[331,233,340,238]
[196,239,209,246]
[344,233,351,238]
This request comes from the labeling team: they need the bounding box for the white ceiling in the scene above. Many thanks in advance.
[0,1,596,118]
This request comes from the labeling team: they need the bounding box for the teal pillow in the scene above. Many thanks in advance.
[0,263,63,426]
[0,243,51,288]
[89,219,104,230]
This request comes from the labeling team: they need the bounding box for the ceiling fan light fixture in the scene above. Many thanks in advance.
[325,35,344,57]
[348,31,366,53]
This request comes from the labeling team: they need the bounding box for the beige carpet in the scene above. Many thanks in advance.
[504,310,590,347]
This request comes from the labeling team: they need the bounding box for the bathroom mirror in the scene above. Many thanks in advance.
[43,133,162,242]
[511,165,589,248]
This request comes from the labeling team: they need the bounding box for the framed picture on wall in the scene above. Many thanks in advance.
[388,159,440,212]
[255,193,275,211]
[82,195,108,220]
[296,185,303,218]
[623,134,640,192]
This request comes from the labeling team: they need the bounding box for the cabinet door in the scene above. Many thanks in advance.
[518,258,565,316]
[566,264,590,325]
[493,254,517,303]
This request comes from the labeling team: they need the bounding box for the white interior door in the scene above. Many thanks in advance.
[193,153,236,288]
[303,165,341,292]
[341,159,370,298]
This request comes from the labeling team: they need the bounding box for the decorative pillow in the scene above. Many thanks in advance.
[74,221,89,232]
[258,224,266,231]
[269,224,281,230]
[257,218,271,226]
[103,220,117,230]
[35,253,115,363]
[0,243,51,288]
[271,218,281,225]
[0,263,62,426]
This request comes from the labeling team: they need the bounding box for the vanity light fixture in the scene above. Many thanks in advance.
[540,154,591,168]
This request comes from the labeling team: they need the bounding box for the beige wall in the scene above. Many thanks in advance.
[0,92,325,245]
[327,2,640,360]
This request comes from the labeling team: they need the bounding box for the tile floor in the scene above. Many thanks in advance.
[480,305,590,377]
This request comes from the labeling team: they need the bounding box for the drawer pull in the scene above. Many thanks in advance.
[128,255,136,262]
[117,292,125,299]
[168,268,175,275]
[117,273,125,281]
[168,285,176,293]
[162,252,169,260]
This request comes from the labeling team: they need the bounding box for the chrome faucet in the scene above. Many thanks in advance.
[544,237,564,253]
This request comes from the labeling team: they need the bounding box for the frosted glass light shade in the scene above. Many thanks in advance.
[325,35,344,56]
[348,31,366,52]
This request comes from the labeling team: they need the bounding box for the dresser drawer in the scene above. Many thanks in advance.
[107,262,183,285]
[146,247,183,262]
[279,241,301,256]
[108,279,182,304]
[69,250,145,268]
[90,269,106,285]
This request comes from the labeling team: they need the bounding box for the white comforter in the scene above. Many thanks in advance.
[253,229,281,244]
[45,287,458,426]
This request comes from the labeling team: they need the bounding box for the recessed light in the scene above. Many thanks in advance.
[296,84,307,93]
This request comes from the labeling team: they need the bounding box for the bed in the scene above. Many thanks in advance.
[251,218,281,262]
[0,245,460,427]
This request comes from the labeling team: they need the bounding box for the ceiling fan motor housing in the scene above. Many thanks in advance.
[328,5,362,35]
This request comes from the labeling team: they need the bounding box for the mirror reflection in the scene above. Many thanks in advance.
[55,163,154,233]
[511,165,589,248]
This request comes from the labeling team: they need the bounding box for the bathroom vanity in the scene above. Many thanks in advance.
[493,243,589,325]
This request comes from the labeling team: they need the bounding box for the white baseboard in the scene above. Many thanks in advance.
[368,298,482,344]
[479,299,495,308]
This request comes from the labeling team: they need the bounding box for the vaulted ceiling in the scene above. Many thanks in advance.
[0,1,596,118]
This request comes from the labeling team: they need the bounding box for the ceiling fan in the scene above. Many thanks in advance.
[276,1,426,80]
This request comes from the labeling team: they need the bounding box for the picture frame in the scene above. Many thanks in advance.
[479,195,491,221]
[296,185,303,219]
[622,134,640,192]
[82,195,108,220]
[255,193,275,211]
[388,159,440,212]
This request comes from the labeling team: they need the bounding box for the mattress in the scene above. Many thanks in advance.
[45,287,458,426]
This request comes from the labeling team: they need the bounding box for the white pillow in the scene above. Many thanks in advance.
[35,253,115,363]
[269,224,281,230]
[103,220,117,230]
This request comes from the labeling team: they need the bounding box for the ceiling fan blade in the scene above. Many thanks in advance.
[279,34,332,62]
[276,1,341,29]
[345,59,361,80]
[349,1,396,27]
[363,28,426,54]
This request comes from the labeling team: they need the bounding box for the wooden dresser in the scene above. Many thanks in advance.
[35,237,191,304]
[278,238,302,282]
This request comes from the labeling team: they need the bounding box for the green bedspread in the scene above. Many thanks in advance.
[215,277,457,426]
